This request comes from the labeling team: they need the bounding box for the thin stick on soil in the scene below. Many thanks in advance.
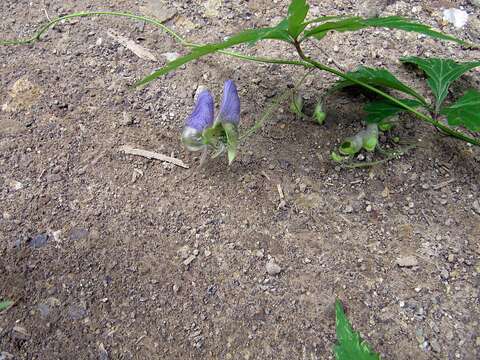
[118,145,189,169]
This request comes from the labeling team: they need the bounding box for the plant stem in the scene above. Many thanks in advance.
[0,11,312,69]
[293,41,480,147]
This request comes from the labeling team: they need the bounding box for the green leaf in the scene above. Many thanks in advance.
[202,123,224,146]
[252,19,291,44]
[401,57,480,110]
[287,0,309,38]
[331,67,426,104]
[364,99,423,124]
[334,300,381,360]
[0,300,14,312]
[222,123,239,165]
[331,151,349,162]
[303,15,347,27]
[304,16,468,46]
[135,27,291,87]
[362,17,466,45]
[441,90,480,132]
[305,17,364,40]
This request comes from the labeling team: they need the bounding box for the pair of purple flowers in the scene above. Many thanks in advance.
[181,80,240,152]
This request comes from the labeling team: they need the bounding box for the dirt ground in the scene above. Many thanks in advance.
[1,0,480,359]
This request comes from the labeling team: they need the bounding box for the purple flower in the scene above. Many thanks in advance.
[182,90,214,151]
[182,81,241,152]
[217,80,240,125]
[185,90,214,131]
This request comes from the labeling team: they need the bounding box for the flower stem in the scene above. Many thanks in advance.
[0,11,312,68]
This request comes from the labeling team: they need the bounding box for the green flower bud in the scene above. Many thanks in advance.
[362,123,379,152]
[314,102,326,125]
[339,132,363,155]
[290,93,303,117]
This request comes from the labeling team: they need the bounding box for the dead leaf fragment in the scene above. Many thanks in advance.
[118,145,189,169]
[107,30,157,61]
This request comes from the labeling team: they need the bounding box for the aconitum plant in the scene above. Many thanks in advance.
[2,1,479,168]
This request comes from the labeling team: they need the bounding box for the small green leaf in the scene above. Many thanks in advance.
[331,151,348,162]
[222,123,239,165]
[401,57,480,110]
[304,16,468,46]
[135,27,292,87]
[0,300,14,312]
[441,90,480,132]
[364,99,423,124]
[287,0,310,38]
[334,299,381,360]
[331,67,426,104]
[202,122,224,146]
[378,120,395,132]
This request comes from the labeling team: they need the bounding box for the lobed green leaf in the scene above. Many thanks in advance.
[441,90,480,132]
[287,0,310,39]
[331,66,426,104]
[401,57,480,110]
[364,99,423,124]
[304,16,468,46]
[334,300,381,360]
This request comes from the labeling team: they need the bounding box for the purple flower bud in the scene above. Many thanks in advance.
[185,90,214,132]
[217,80,240,125]
[182,90,214,151]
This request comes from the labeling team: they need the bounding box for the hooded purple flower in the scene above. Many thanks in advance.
[217,80,240,126]
[182,90,214,151]
[185,90,214,132]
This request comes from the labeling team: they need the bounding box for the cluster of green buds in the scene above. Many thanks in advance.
[332,123,379,162]
[339,123,379,155]
[289,93,327,125]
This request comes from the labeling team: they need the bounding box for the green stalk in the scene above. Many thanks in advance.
[0,11,312,68]
[240,70,313,140]
[293,41,480,147]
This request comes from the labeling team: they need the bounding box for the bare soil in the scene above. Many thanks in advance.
[1,0,480,359]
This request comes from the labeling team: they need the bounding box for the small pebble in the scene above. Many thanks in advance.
[472,200,480,215]
[396,255,418,268]
[183,255,196,266]
[344,205,354,214]
[119,111,133,126]
[266,260,282,275]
